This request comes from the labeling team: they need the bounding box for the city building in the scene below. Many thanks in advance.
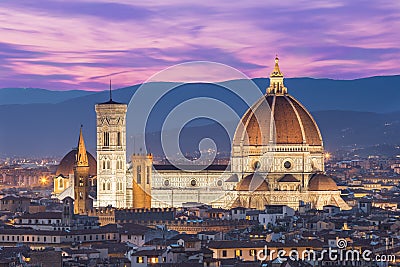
[258,205,295,228]
[95,85,128,208]
[0,195,30,212]
[149,57,350,210]
[52,127,94,214]
[54,58,349,211]
[52,132,97,201]
[74,127,93,214]
[129,153,153,208]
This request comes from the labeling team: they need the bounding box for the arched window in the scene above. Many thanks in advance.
[107,181,111,191]
[107,160,110,169]
[59,178,63,188]
[103,132,110,146]
[102,161,106,170]
[146,166,151,184]
[137,165,142,183]
[116,160,120,170]
[117,132,121,146]
[117,181,123,191]
[102,182,106,191]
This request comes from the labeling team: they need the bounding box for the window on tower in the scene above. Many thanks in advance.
[137,165,142,183]
[107,181,111,191]
[117,181,123,191]
[103,132,110,146]
[117,132,121,146]
[146,166,150,184]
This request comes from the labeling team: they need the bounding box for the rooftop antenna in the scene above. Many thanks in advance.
[109,79,112,101]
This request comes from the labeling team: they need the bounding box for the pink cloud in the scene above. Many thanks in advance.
[0,0,399,90]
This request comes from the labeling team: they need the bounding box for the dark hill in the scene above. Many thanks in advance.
[0,76,399,157]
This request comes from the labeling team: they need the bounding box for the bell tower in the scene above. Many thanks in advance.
[95,81,127,208]
[73,126,93,214]
[130,153,153,208]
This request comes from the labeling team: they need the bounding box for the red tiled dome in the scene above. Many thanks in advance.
[56,149,97,176]
[236,173,269,191]
[308,173,338,191]
[234,94,323,146]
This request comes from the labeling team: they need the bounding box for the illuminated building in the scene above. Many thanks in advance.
[73,126,93,214]
[129,153,153,208]
[95,85,127,208]
[151,57,349,210]
[55,58,349,211]
[53,128,96,214]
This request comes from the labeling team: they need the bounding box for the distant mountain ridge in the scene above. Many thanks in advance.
[2,75,400,112]
[0,76,399,157]
[0,87,96,105]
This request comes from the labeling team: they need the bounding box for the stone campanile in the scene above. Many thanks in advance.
[73,127,93,214]
[95,84,127,208]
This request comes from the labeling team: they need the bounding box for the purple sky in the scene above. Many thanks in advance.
[0,0,399,91]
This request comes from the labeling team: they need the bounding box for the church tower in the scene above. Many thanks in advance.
[130,153,153,208]
[73,126,93,214]
[95,82,127,208]
[62,196,74,227]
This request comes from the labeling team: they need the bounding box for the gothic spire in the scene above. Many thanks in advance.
[76,125,89,167]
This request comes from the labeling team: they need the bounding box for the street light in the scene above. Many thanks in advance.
[40,176,48,185]
[324,152,331,160]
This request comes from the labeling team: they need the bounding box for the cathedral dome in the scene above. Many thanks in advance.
[234,94,322,146]
[56,149,97,176]
[308,173,338,191]
[236,173,269,191]
[233,57,322,147]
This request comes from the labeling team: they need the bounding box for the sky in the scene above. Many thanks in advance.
[0,0,399,91]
